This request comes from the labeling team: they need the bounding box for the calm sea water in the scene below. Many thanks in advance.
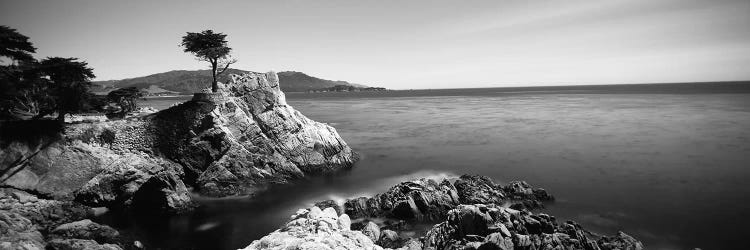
[125,86,750,250]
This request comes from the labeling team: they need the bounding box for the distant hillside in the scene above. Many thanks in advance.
[92,69,368,94]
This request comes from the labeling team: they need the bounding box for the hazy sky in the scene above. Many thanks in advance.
[1,0,749,89]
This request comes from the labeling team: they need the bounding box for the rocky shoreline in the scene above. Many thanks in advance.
[1,72,358,249]
[1,72,641,249]
[244,175,642,250]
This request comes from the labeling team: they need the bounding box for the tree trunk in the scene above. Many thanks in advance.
[56,110,65,123]
[211,60,218,93]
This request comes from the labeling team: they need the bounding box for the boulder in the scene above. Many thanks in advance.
[598,232,644,250]
[362,221,381,242]
[0,210,45,250]
[10,190,38,203]
[73,152,192,213]
[338,214,351,230]
[398,238,423,250]
[242,207,379,250]
[481,233,514,250]
[344,178,460,220]
[315,199,344,215]
[49,219,119,243]
[454,175,505,204]
[377,229,401,248]
[0,190,89,234]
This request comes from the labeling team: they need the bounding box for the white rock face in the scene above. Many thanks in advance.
[338,214,351,231]
[242,207,382,250]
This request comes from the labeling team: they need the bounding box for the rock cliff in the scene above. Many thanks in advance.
[247,175,643,250]
[0,72,358,249]
[1,71,357,210]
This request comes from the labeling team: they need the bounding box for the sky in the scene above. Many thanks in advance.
[1,0,749,89]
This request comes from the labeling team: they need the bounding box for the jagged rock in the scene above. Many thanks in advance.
[481,233,514,250]
[47,239,122,250]
[342,175,555,225]
[247,175,641,250]
[0,190,89,234]
[241,207,381,250]
[49,219,119,244]
[454,175,505,205]
[10,190,38,203]
[598,232,644,250]
[0,210,45,250]
[345,178,460,220]
[362,221,381,242]
[502,181,554,202]
[377,229,401,248]
[73,152,192,213]
[399,238,423,250]
[315,199,344,215]
[422,203,643,250]
[148,72,357,196]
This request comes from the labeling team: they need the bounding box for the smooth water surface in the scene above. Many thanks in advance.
[130,89,750,250]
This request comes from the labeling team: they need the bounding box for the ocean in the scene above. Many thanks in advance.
[125,83,750,249]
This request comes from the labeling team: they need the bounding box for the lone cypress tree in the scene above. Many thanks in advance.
[180,30,237,92]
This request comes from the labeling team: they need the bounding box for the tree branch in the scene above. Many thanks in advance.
[217,59,235,76]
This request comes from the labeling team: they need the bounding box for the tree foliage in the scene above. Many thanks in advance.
[180,30,236,92]
[107,86,144,114]
[37,57,95,121]
[1,26,43,119]
[0,25,36,65]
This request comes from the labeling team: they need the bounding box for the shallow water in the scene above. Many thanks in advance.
[130,89,750,250]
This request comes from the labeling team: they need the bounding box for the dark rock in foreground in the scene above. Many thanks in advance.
[0,189,122,250]
[245,175,642,250]
[339,175,553,222]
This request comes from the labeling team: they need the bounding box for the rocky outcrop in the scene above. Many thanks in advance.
[241,206,381,250]
[247,175,642,250]
[339,175,552,222]
[0,189,124,250]
[48,219,119,244]
[0,71,358,249]
[1,71,357,209]
[423,204,643,250]
[0,210,45,250]
[143,72,357,196]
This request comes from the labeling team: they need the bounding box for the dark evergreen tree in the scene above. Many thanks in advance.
[180,30,236,92]
[37,57,95,122]
[107,87,144,114]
